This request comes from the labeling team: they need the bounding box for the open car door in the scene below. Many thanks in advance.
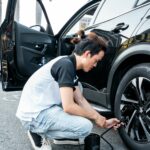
[0,0,57,91]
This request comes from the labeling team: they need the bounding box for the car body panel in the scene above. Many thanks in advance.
[107,43,150,105]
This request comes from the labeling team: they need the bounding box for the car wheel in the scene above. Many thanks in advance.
[114,63,150,150]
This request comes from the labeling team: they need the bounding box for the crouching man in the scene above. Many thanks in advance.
[16,33,120,150]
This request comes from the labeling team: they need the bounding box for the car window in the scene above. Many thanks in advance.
[135,8,150,34]
[94,0,137,24]
[92,4,150,42]
[66,6,98,35]
[0,0,8,25]
[14,0,47,30]
[134,0,150,8]
[13,0,89,34]
[42,0,88,34]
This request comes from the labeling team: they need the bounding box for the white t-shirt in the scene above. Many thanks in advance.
[16,55,78,121]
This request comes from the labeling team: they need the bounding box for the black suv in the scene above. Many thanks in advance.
[0,0,150,149]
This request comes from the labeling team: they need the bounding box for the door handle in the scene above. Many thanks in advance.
[34,44,48,55]
[41,44,48,55]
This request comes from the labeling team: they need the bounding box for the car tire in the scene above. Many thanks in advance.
[114,63,150,150]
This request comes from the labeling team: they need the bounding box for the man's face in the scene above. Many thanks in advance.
[82,50,105,72]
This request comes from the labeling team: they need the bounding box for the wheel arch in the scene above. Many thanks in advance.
[106,43,150,110]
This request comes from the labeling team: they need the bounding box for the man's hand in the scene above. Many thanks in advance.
[104,118,122,129]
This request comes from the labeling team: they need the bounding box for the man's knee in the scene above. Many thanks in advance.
[77,118,93,137]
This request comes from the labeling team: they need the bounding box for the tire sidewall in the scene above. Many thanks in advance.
[114,63,150,150]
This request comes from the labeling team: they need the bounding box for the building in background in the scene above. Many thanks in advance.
[79,15,92,30]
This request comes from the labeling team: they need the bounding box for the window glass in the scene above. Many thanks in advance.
[13,0,88,34]
[67,6,98,35]
[14,0,47,30]
[0,0,8,25]
[42,0,88,34]
[134,0,150,7]
[135,9,150,34]
[93,4,150,42]
[94,0,136,24]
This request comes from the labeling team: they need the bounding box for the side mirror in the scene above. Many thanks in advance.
[112,22,129,33]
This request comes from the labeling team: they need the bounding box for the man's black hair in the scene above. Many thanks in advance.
[73,36,107,56]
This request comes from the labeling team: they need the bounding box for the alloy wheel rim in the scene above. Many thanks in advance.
[120,77,150,143]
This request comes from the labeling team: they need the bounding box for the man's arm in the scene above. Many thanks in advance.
[72,86,121,129]
[60,86,106,127]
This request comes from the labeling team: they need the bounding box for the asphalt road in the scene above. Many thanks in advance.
[0,83,129,150]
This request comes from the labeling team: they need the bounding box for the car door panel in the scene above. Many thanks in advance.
[93,4,150,40]
[15,22,56,76]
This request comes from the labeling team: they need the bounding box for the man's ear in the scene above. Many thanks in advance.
[83,50,91,58]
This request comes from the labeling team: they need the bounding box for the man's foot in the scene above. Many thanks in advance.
[27,131,42,149]
[27,131,52,150]
[53,138,84,145]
